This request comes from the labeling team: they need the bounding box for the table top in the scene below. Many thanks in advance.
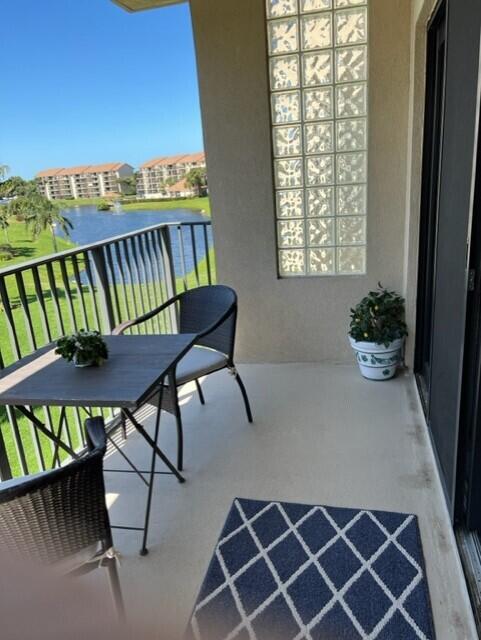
[0,334,197,409]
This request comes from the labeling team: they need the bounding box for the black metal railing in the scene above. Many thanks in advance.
[0,220,215,479]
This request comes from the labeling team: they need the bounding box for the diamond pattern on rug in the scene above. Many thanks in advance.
[188,498,436,640]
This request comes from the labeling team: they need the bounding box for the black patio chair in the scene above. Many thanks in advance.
[113,284,253,471]
[0,416,124,618]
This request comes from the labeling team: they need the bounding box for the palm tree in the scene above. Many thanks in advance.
[10,194,73,253]
[185,168,207,196]
[0,208,10,243]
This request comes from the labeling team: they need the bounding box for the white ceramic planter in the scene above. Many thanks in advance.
[349,337,404,380]
[73,354,94,368]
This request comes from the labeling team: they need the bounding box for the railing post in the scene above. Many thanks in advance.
[0,352,13,480]
[159,227,178,332]
[0,424,12,480]
[90,247,116,333]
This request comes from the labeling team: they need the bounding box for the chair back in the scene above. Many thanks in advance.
[178,285,237,358]
[0,418,110,565]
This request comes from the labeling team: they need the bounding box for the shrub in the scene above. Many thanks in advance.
[349,284,408,346]
[55,330,109,367]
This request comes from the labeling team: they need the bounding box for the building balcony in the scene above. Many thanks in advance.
[0,220,475,637]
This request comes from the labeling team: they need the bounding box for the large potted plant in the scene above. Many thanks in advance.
[349,285,408,380]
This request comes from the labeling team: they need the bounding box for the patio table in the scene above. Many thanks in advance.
[0,333,197,554]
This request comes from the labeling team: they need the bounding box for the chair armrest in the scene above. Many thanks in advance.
[85,417,107,454]
[112,320,134,335]
[111,295,181,335]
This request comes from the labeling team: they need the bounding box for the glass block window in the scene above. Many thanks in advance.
[267,0,368,277]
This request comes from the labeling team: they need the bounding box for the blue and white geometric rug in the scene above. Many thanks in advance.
[187,498,435,640]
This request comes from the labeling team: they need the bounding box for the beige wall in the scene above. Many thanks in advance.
[190,0,413,363]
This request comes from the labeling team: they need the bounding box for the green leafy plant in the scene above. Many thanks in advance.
[55,330,108,367]
[349,284,408,346]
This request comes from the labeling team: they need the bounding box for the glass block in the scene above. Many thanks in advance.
[335,7,367,46]
[336,152,367,183]
[337,184,366,215]
[304,122,334,154]
[301,13,332,50]
[335,45,367,83]
[279,249,306,275]
[308,217,335,246]
[268,18,299,55]
[272,90,301,123]
[301,0,332,12]
[270,55,300,90]
[303,87,333,121]
[277,189,304,218]
[267,0,298,18]
[307,187,335,216]
[336,83,367,118]
[337,246,366,274]
[336,118,367,151]
[306,155,334,186]
[273,125,302,156]
[275,157,303,187]
[337,215,366,245]
[278,220,305,247]
[335,0,366,7]
[309,248,335,274]
[302,51,332,86]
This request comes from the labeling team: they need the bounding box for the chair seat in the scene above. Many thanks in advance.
[175,346,228,385]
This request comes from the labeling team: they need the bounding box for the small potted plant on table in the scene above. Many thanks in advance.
[56,330,108,368]
[349,284,408,380]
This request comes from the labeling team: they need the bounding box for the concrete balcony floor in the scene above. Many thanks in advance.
[99,363,476,639]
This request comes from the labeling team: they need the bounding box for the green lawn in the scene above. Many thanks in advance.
[122,196,210,215]
[0,217,216,477]
[0,220,75,269]
[55,197,107,208]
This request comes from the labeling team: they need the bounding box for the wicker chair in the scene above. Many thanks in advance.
[113,285,253,470]
[0,417,124,618]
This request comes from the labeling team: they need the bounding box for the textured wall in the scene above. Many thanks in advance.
[191,0,412,363]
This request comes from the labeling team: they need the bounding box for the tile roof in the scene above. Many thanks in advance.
[36,168,64,178]
[167,178,190,192]
[36,163,131,178]
[140,152,205,169]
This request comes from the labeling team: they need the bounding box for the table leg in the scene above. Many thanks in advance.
[15,406,79,461]
[139,393,163,556]
[122,408,185,484]
[51,406,66,469]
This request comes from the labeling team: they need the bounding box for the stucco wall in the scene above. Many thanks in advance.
[191,0,412,363]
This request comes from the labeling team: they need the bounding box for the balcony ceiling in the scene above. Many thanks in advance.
[111,0,183,11]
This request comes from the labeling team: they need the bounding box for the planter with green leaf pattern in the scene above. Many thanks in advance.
[349,337,404,380]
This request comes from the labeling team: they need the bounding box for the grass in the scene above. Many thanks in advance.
[0,220,74,269]
[55,196,211,216]
[122,196,210,215]
[55,197,107,207]
[0,218,216,477]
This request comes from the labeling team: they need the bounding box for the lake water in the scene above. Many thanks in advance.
[57,204,213,282]
[58,204,209,245]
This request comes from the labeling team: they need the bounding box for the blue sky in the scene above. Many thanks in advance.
[0,0,203,179]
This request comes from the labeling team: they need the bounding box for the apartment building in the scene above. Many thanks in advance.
[37,163,134,200]
[136,152,205,199]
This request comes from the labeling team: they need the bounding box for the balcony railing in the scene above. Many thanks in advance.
[0,220,214,480]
